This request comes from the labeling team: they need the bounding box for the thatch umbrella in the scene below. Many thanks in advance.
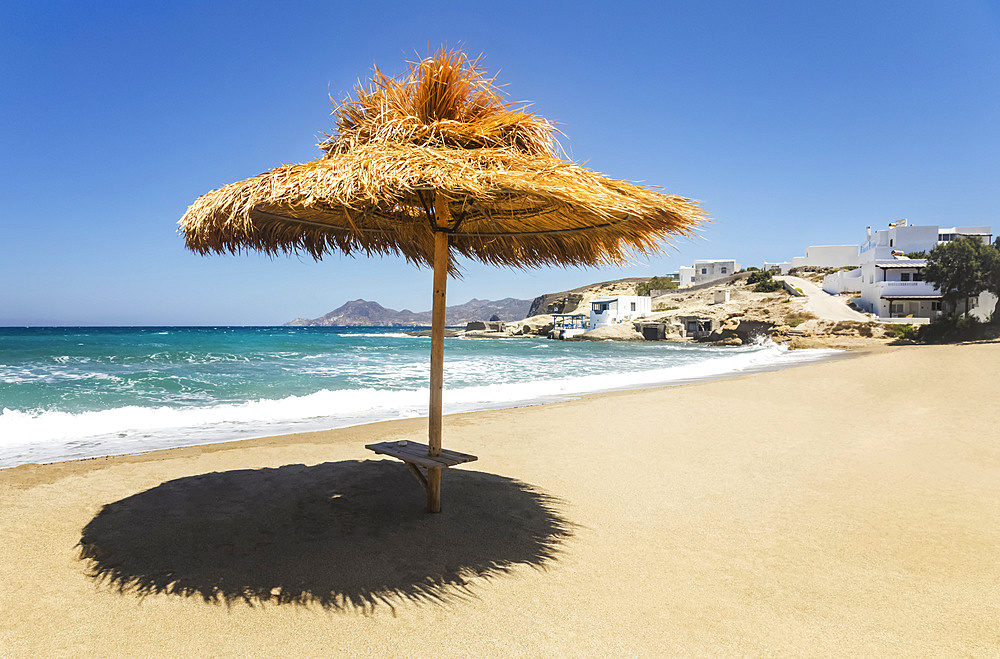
[180,49,706,512]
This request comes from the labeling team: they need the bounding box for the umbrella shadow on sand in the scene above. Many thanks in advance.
[78,460,573,613]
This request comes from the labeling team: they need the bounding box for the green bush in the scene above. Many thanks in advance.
[746,270,773,285]
[637,276,679,296]
[915,316,997,343]
[956,315,983,331]
[753,278,783,293]
[884,324,919,341]
[919,319,951,343]
[786,312,817,327]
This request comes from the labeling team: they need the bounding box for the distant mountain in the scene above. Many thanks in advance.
[286,297,532,327]
[285,300,424,327]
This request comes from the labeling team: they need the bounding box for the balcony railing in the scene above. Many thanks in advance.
[877,281,939,297]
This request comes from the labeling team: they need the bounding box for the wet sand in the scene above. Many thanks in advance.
[2,343,999,656]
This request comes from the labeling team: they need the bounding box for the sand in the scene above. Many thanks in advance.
[2,343,999,656]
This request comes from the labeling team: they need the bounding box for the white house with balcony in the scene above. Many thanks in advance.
[678,259,740,287]
[853,219,993,321]
[859,257,941,320]
[589,295,651,329]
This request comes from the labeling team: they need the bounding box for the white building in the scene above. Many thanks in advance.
[589,295,651,329]
[822,268,863,295]
[678,259,740,287]
[550,314,588,340]
[852,220,992,321]
[764,245,859,275]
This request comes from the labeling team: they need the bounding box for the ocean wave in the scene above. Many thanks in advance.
[0,387,424,446]
[0,367,121,384]
[337,332,422,339]
[0,342,840,468]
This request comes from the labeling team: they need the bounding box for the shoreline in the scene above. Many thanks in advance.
[1,340,856,471]
[3,342,999,655]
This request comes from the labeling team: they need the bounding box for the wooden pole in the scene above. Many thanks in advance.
[427,193,451,513]
[426,466,442,514]
[428,230,448,460]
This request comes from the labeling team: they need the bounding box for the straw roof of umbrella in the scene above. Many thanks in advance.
[179,49,706,269]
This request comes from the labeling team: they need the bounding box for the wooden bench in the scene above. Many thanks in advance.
[366,440,477,512]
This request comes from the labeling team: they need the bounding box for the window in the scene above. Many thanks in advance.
[720,267,727,274]
[891,303,904,315]
[630,302,636,311]
[890,239,894,247]
[701,268,707,275]
[914,272,923,281]
[932,301,942,311]
[901,273,910,282]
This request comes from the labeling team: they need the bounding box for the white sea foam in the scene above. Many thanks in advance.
[337,332,420,339]
[0,342,841,468]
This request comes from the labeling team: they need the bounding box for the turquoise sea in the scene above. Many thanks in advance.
[0,326,841,468]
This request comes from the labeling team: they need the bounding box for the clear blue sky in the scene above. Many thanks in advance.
[2,0,998,325]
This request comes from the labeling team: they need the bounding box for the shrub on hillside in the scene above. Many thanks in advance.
[753,278,783,293]
[637,276,679,296]
[785,311,817,328]
[746,270,773,285]
[884,324,919,341]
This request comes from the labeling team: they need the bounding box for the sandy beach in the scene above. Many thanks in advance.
[2,342,999,656]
